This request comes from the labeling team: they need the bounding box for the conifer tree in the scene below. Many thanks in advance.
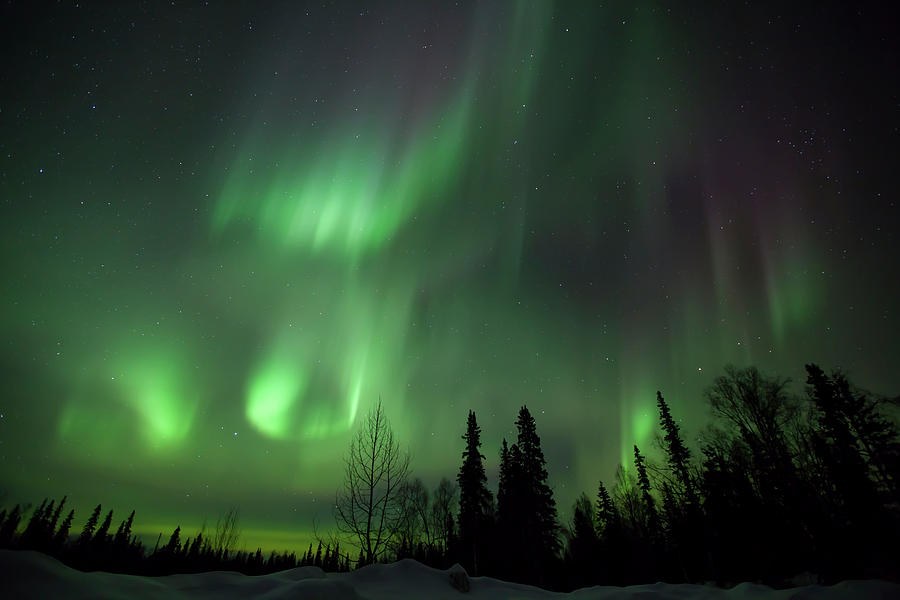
[660,483,678,530]
[330,542,341,571]
[189,532,204,558]
[656,392,705,580]
[20,498,48,548]
[54,509,74,548]
[40,499,55,543]
[495,435,525,580]
[496,438,514,524]
[48,496,66,538]
[93,509,114,548]
[164,526,182,554]
[456,410,493,575]
[595,481,618,536]
[78,504,102,547]
[114,510,135,549]
[0,504,21,546]
[633,445,661,538]
[512,405,560,584]
[595,477,632,585]
[114,520,126,545]
[657,392,696,503]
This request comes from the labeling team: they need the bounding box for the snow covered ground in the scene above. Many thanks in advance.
[1,550,897,600]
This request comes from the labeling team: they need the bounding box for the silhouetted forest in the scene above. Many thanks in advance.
[1,363,898,590]
[0,498,350,575]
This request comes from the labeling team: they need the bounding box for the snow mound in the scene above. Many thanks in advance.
[1,550,898,600]
[0,550,360,600]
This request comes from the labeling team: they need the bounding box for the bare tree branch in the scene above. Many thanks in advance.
[333,399,410,564]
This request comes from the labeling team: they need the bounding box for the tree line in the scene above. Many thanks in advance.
[0,500,350,575]
[333,363,899,589]
[2,362,898,588]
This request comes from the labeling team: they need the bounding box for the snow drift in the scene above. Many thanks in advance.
[1,549,897,600]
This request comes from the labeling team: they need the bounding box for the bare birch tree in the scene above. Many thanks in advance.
[431,477,458,557]
[334,399,410,564]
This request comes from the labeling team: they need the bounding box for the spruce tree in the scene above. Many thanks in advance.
[114,520,126,545]
[164,526,182,554]
[495,436,524,580]
[48,496,66,539]
[330,542,341,571]
[93,509,114,548]
[54,510,75,548]
[657,392,705,580]
[43,499,56,520]
[114,510,136,549]
[20,498,48,548]
[192,532,204,557]
[0,504,21,546]
[77,504,102,547]
[456,410,494,575]
[633,446,652,500]
[633,445,661,538]
[660,482,679,538]
[513,405,560,584]
[496,438,513,522]
[40,499,55,544]
[595,481,618,536]
[657,392,696,503]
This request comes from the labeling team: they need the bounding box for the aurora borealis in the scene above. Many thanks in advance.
[1,1,898,553]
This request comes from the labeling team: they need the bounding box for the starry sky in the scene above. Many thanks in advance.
[1,1,898,553]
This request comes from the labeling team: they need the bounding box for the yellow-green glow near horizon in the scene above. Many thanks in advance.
[2,0,898,554]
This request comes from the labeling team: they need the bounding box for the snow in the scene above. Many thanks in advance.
[1,550,897,600]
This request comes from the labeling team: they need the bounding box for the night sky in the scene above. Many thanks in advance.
[1,1,898,553]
